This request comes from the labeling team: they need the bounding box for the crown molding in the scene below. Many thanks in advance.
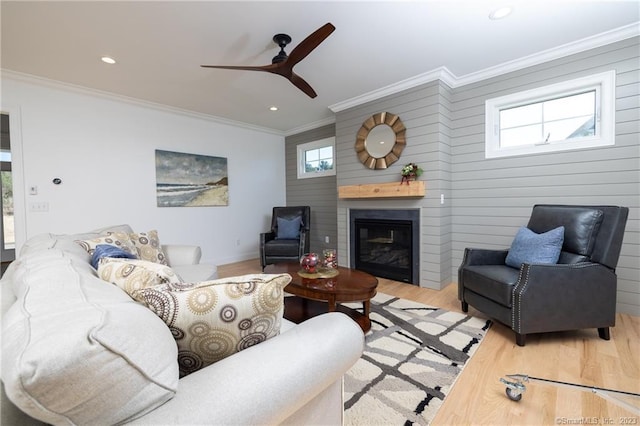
[327,23,639,114]
[0,69,285,136]
[329,67,456,113]
[454,22,640,88]
[284,116,335,137]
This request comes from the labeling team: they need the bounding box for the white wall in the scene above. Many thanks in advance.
[2,76,286,265]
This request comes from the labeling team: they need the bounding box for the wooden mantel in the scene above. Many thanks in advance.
[338,181,426,199]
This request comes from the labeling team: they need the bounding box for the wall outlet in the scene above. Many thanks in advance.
[236,239,240,246]
[440,194,445,205]
[325,236,330,243]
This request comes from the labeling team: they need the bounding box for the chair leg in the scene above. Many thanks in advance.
[598,327,610,340]
[515,333,526,347]
[461,301,468,312]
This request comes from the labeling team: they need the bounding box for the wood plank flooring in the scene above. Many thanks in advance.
[218,260,640,425]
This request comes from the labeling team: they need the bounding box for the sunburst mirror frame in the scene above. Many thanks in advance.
[355,112,406,169]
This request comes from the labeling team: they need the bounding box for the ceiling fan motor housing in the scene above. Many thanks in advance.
[272,33,292,63]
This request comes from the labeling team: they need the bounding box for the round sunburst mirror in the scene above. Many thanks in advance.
[355,112,406,169]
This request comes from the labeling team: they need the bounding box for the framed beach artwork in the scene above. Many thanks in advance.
[155,149,229,207]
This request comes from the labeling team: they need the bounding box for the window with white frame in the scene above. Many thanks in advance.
[297,136,336,179]
[485,71,616,159]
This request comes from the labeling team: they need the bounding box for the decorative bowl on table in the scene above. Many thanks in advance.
[299,253,319,274]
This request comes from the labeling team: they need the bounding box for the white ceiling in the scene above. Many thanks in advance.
[2,1,639,134]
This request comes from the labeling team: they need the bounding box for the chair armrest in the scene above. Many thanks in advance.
[512,262,617,335]
[128,313,364,425]
[260,231,276,245]
[458,248,510,301]
[161,244,202,266]
[460,248,509,267]
[260,232,276,269]
[299,229,310,256]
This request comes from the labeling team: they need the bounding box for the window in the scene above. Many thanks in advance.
[297,137,336,179]
[485,71,615,158]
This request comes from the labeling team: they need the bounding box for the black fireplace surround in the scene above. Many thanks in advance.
[349,209,420,284]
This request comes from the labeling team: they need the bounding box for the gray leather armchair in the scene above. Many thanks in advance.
[458,204,628,346]
[260,206,311,270]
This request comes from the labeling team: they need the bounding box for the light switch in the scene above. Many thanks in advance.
[29,185,38,195]
[29,202,49,212]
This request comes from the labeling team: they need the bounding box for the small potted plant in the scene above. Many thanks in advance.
[401,163,423,184]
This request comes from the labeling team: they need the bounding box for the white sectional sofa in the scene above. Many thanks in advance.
[1,225,364,425]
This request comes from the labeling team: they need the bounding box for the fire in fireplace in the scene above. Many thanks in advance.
[349,209,419,284]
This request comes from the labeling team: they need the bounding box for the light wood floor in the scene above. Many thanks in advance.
[219,260,640,425]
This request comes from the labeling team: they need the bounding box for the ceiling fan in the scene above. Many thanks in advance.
[201,23,335,99]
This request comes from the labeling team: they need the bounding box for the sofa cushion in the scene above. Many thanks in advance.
[276,216,302,239]
[75,231,137,256]
[130,230,169,265]
[172,263,219,283]
[527,205,603,256]
[98,257,182,294]
[132,273,291,377]
[1,245,179,425]
[505,226,564,268]
[462,265,520,308]
[20,233,90,261]
[264,239,301,256]
[557,251,590,264]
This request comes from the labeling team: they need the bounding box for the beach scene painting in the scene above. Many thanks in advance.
[155,149,229,207]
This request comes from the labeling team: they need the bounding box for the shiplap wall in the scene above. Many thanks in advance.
[287,36,639,313]
[450,37,639,315]
[284,124,338,254]
[335,81,453,289]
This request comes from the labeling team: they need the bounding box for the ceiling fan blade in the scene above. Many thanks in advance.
[286,22,335,67]
[200,64,278,72]
[289,72,317,99]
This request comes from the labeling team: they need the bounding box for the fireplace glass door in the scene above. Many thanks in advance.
[354,219,413,283]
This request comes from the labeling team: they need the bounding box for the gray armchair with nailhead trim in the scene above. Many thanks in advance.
[458,204,628,346]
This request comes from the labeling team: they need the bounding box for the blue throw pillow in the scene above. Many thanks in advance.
[91,244,138,269]
[505,226,565,268]
[276,216,302,239]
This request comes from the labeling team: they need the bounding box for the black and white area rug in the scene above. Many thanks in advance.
[343,293,491,425]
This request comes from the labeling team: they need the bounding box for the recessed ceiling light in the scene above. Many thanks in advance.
[489,6,513,20]
[269,106,278,111]
[101,56,116,64]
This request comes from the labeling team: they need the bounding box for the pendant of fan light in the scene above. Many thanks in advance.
[201,23,335,98]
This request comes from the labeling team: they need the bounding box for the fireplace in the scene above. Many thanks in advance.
[349,209,419,284]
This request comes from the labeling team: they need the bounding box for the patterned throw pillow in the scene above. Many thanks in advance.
[75,232,137,256]
[132,273,291,377]
[130,230,168,265]
[97,258,182,294]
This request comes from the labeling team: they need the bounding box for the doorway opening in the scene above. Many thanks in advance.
[1,113,16,270]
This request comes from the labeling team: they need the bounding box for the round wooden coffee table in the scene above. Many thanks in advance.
[264,263,378,332]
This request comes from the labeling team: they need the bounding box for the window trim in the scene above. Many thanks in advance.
[485,70,616,159]
[296,136,336,179]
